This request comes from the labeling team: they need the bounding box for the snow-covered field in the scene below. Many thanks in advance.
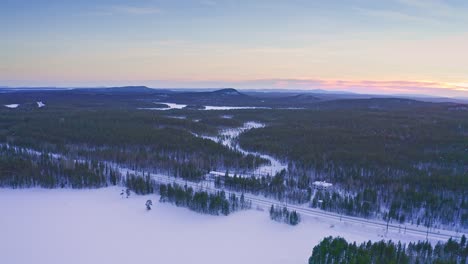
[0,187,435,264]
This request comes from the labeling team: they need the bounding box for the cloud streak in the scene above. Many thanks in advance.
[87,5,161,16]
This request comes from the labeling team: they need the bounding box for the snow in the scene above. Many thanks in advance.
[197,122,287,176]
[138,102,307,111]
[209,170,249,178]
[204,105,270,110]
[4,104,19,108]
[0,187,437,264]
[167,115,186,120]
[138,102,187,110]
[37,101,45,108]
[312,181,333,188]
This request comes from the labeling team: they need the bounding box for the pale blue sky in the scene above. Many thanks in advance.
[1,0,468,97]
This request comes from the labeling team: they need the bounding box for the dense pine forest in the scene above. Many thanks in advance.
[0,145,120,188]
[238,108,468,229]
[0,108,268,180]
[309,236,468,264]
[0,89,467,230]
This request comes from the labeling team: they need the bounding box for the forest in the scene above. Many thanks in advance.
[309,236,468,264]
[0,145,120,188]
[238,107,468,229]
[0,90,466,229]
[0,108,268,181]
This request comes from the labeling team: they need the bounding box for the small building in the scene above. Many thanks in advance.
[312,181,333,190]
[208,171,248,179]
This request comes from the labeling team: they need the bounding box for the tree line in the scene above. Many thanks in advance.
[309,236,468,264]
[269,205,301,226]
[159,183,251,216]
[0,146,120,188]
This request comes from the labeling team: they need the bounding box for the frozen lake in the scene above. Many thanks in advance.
[0,187,430,264]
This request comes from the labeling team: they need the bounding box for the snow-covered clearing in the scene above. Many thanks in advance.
[139,102,270,111]
[138,102,187,110]
[0,187,434,264]
[204,105,270,110]
[4,104,19,108]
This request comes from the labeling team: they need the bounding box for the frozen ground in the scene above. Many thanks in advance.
[0,187,434,264]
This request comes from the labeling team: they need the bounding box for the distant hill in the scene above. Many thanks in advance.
[72,86,172,94]
[314,97,447,110]
[0,86,462,110]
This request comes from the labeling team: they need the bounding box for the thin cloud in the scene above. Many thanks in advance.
[396,0,455,16]
[86,5,162,16]
[200,0,217,7]
[354,7,437,24]
[112,6,161,15]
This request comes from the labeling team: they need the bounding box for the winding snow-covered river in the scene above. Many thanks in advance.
[197,122,287,176]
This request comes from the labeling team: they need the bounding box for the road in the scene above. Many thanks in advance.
[120,167,466,242]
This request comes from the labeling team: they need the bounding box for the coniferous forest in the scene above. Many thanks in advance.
[4,1,468,262]
[309,236,468,264]
[0,145,120,188]
[158,183,251,215]
[269,205,301,225]
[0,89,466,236]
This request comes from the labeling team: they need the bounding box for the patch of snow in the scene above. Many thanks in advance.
[204,106,270,110]
[139,102,187,110]
[4,104,19,108]
[0,187,440,264]
[167,116,186,120]
[37,101,45,108]
[209,170,249,178]
[139,102,308,111]
[312,181,333,188]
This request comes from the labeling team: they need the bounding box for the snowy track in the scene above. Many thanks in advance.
[5,143,465,243]
[130,170,465,242]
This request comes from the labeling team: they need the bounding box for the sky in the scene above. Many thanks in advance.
[1,0,468,97]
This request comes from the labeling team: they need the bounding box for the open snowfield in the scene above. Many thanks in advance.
[0,187,434,264]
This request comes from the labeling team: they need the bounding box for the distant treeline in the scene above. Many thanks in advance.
[309,236,468,264]
[0,146,120,188]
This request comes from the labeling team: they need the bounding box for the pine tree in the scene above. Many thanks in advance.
[145,200,153,210]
